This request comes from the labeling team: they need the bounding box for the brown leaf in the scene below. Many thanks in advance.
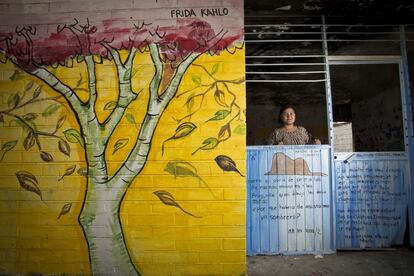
[40,151,53,162]
[58,165,76,181]
[57,203,72,219]
[8,94,20,109]
[214,89,228,107]
[23,131,36,151]
[32,86,42,99]
[153,190,201,218]
[56,116,66,130]
[15,171,42,200]
[218,123,231,140]
[58,140,71,157]
[24,81,34,92]
[22,113,38,121]
[214,155,244,177]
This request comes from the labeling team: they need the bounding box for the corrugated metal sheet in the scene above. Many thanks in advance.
[334,153,408,249]
[247,145,334,255]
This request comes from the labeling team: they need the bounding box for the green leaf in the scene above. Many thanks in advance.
[201,137,219,148]
[112,138,129,155]
[164,161,212,195]
[77,55,85,62]
[233,123,246,135]
[77,167,88,176]
[131,68,139,78]
[191,75,201,85]
[1,140,17,151]
[164,161,199,178]
[123,70,131,81]
[104,101,117,110]
[125,113,136,125]
[192,137,219,155]
[211,64,219,75]
[76,74,83,87]
[186,93,196,113]
[0,140,18,161]
[7,93,20,109]
[206,110,230,122]
[63,129,84,148]
[41,104,61,117]
[162,122,197,155]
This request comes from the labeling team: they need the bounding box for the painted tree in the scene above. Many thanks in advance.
[0,18,243,275]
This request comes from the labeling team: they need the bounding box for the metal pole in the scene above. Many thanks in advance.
[322,15,337,252]
[399,25,414,246]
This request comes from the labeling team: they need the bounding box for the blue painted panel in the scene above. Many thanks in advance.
[334,153,408,249]
[247,145,334,255]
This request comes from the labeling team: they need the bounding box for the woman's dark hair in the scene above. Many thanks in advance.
[278,104,296,124]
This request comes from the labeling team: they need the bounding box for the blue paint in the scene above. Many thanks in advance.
[334,153,408,249]
[247,147,409,255]
[247,145,334,255]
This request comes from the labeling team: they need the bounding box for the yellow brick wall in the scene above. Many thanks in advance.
[0,1,246,275]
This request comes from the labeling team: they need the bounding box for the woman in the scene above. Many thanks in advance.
[267,105,321,145]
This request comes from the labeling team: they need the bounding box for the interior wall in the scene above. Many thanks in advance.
[247,103,329,145]
[352,88,405,151]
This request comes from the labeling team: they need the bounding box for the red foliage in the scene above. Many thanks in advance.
[0,18,242,70]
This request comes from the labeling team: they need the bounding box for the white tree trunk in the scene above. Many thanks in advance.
[79,181,140,276]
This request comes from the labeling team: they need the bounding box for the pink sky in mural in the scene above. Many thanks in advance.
[0,17,243,69]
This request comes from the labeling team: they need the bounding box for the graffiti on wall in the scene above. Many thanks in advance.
[0,3,245,275]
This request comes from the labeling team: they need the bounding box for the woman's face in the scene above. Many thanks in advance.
[280,107,296,126]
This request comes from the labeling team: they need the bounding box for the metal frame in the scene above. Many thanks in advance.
[245,17,414,251]
[399,25,414,246]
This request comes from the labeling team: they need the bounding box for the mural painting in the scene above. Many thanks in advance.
[247,147,333,254]
[0,1,245,275]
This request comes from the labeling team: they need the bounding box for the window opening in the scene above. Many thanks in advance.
[330,63,405,152]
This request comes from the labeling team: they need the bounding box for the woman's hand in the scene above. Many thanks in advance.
[314,138,321,145]
[277,141,284,145]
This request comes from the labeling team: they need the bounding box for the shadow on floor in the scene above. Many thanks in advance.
[247,247,414,276]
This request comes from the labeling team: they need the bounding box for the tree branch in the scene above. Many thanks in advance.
[84,56,98,114]
[158,51,200,105]
[110,49,202,190]
[102,49,138,142]
[30,67,85,115]
[148,43,163,103]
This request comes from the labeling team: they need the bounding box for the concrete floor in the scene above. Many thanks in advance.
[247,248,414,276]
